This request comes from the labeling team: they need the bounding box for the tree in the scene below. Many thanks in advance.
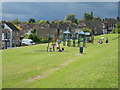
[28,33,39,42]
[81,28,92,33]
[116,22,120,28]
[8,19,21,24]
[64,14,76,23]
[31,28,37,35]
[46,21,50,24]
[75,19,78,24]
[83,11,94,20]
[28,18,35,23]
[53,20,60,25]
[111,22,120,33]
[90,11,93,20]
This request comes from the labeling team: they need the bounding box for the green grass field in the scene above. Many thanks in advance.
[2,34,118,88]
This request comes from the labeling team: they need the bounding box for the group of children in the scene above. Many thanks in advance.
[98,37,108,44]
[50,43,64,52]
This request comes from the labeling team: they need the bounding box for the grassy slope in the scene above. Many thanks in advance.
[2,34,118,88]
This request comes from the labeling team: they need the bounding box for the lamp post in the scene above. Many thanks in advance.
[78,31,85,54]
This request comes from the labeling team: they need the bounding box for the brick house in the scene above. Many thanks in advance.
[78,18,103,35]
[102,18,117,33]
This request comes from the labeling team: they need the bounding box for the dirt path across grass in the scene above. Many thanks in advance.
[26,54,82,82]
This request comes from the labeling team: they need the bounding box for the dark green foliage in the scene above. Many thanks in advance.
[31,28,37,35]
[83,11,94,20]
[23,34,29,39]
[39,38,49,43]
[116,22,120,28]
[75,19,78,24]
[90,11,93,19]
[111,22,120,33]
[46,21,50,24]
[82,28,92,32]
[28,18,36,23]
[112,28,120,33]
[28,33,39,42]
[64,14,76,23]
[8,19,21,24]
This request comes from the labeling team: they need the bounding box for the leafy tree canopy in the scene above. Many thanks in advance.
[81,28,92,33]
[28,18,36,23]
[64,14,76,23]
[8,19,21,24]
[83,11,94,21]
[112,22,120,33]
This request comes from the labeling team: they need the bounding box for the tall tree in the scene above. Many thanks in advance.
[112,22,120,33]
[83,11,94,20]
[90,11,93,20]
[28,18,35,23]
[64,14,76,23]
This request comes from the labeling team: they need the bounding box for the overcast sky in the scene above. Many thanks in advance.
[1,0,120,2]
[1,2,118,21]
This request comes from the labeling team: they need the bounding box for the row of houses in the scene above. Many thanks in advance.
[0,17,119,49]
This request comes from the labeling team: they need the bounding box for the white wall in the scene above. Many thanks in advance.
[4,24,12,47]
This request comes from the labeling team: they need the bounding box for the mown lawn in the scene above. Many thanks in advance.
[2,34,118,88]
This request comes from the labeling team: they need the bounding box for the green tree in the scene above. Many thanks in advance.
[83,11,94,20]
[28,33,39,42]
[31,28,37,35]
[53,20,60,25]
[64,14,76,23]
[46,21,50,24]
[116,22,120,28]
[81,28,92,33]
[111,22,120,33]
[90,11,93,20]
[28,18,35,23]
[8,19,21,24]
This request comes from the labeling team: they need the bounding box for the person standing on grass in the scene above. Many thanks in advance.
[50,47,53,52]
[98,39,103,44]
[53,44,55,52]
[58,49,62,52]
[106,37,108,43]
[62,47,64,51]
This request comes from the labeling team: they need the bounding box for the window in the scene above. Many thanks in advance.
[4,33,7,39]
[16,32,19,36]
[30,41,33,43]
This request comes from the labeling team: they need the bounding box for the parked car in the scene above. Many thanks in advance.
[21,39,35,45]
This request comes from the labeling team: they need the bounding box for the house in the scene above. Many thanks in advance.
[0,22,2,49]
[18,24,33,36]
[78,17,118,35]
[102,18,117,33]
[2,22,20,48]
[78,18,103,35]
[2,29,11,49]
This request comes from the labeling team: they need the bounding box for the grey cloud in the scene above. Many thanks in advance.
[2,2,118,21]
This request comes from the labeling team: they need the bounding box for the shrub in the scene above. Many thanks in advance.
[111,28,120,34]
[28,33,40,42]
[23,34,29,39]
[81,28,92,32]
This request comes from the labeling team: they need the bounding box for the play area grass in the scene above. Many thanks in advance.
[2,34,118,88]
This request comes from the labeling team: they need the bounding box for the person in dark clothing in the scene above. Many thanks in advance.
[106,38,108,43]
[62,48,64,51]
[58,49,62,52]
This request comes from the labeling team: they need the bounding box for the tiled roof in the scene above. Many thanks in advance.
[6,23,20,31]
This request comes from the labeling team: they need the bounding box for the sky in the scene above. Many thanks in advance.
[1,2,119,22]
